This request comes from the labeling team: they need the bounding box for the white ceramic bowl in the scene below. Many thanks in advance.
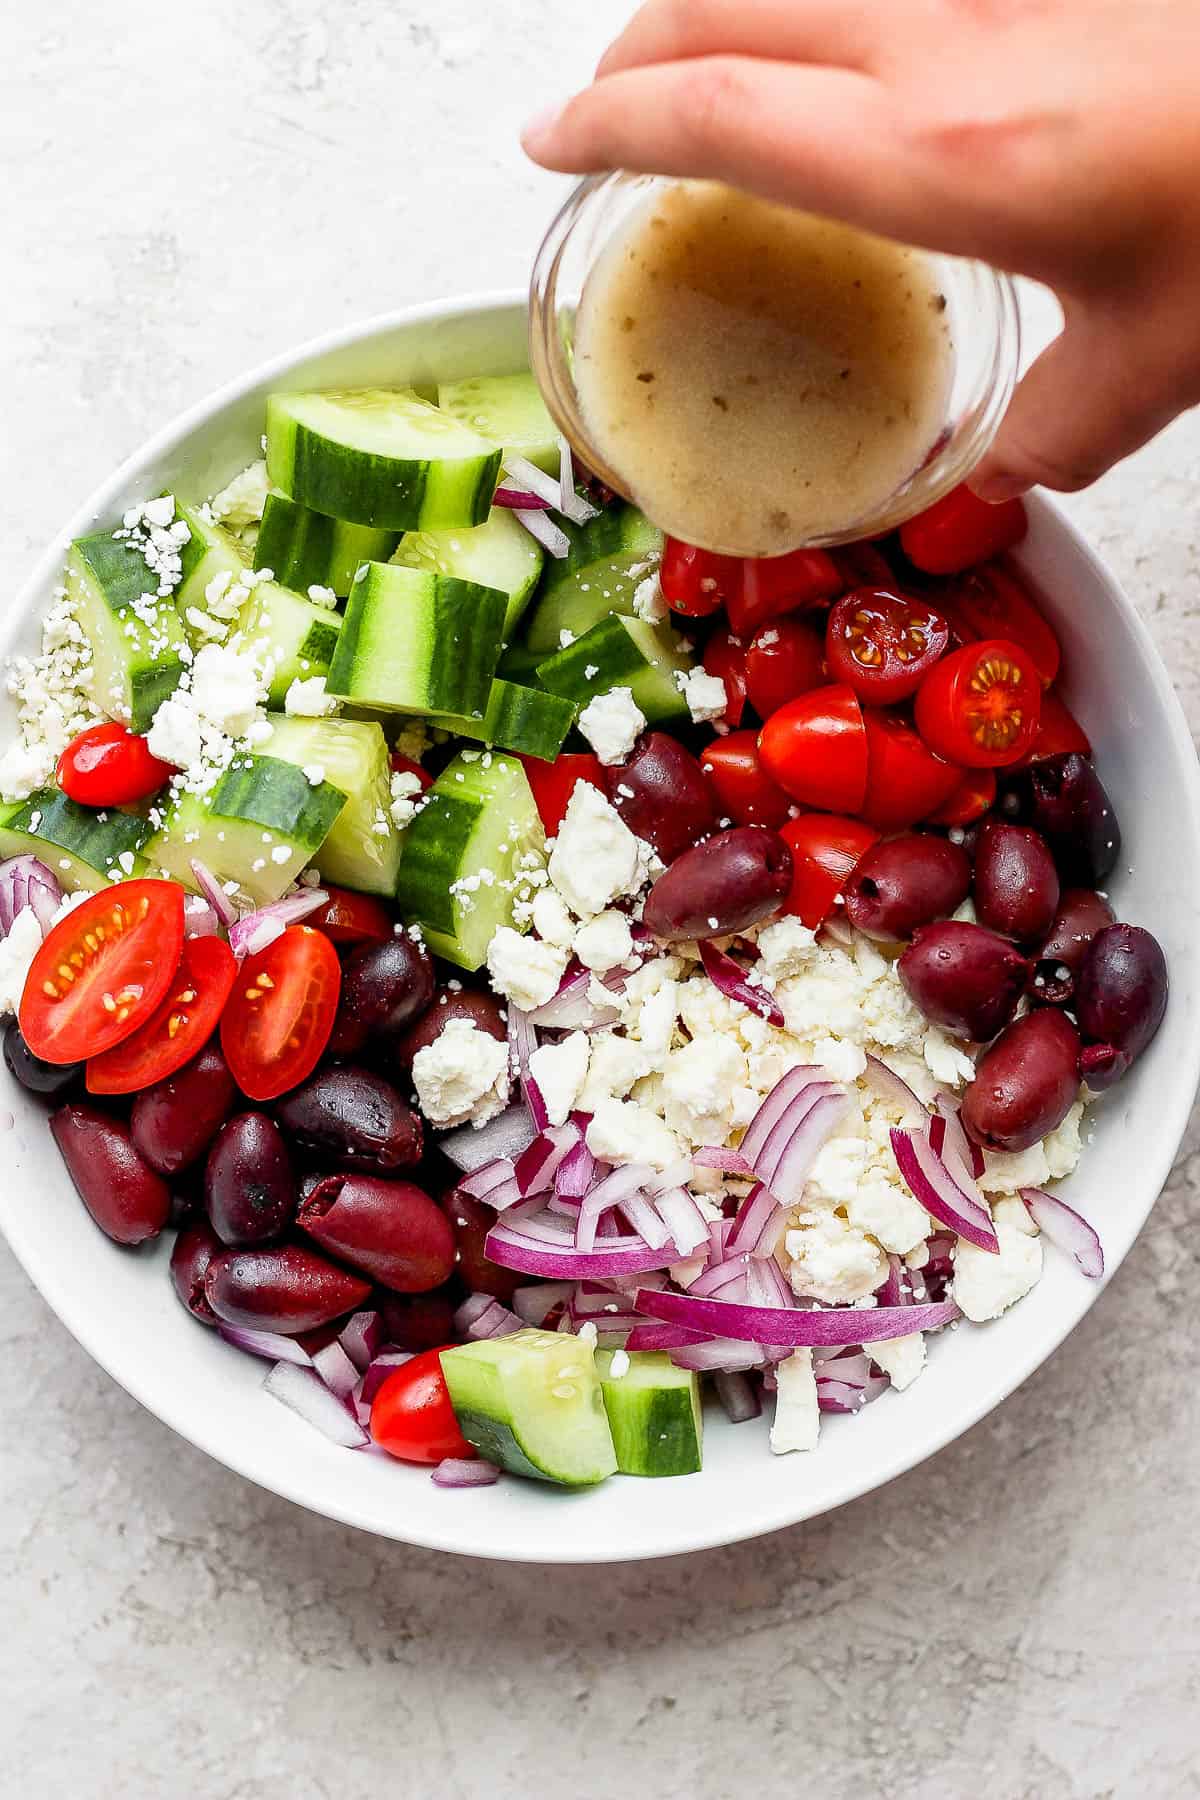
[3,295,1198,1564]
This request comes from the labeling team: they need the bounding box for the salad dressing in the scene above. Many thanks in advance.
[573,182,954,556]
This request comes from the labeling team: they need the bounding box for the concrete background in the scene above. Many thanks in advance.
[2,4,1198,1796]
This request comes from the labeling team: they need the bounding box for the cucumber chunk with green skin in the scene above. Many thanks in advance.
[263,714,401,896]
[172,501,249,629]
[437,372,561,476]
[265,388,501,531]
[327,563,506,720]
[234,581,342,706]
[0,790,150,892]
[439,1329,618,1487]
[391,505,543,639]
[65,534,187,732]
[428,680,576,762]
[521,505,663,654]
[394,750,544,970]
[496,643,546,689]
[253,491,398,598]
[594,1350,703,1477]
[145,756,348,906]
[536,617,691,723]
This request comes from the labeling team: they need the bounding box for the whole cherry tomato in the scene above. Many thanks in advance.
[825,587,950,705]
[726,547,842,638]
[659,538,740,617]
[57,723,177,807]
[832,540,897,590]
[745,617,826,718]
[519,752,605,836]
[781,814,880,927]
[370,1347,474,1464]
[702,629,748,727]
[925,767,997,828]
[899,484,1028,575]
[940,559,1061,687]
[914,638,1042,768]
[757,684,868,815]
[701,731,792,828]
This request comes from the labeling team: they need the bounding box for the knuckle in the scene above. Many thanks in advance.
[676,59,750,159]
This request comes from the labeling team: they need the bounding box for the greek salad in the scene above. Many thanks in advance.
[0,371,1168,1489]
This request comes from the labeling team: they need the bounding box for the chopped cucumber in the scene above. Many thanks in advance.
[145,757,347,907]
[594,1351,703,1477]
[428,680,575,762]
[253,491,398,597]
[437,372,560,476]
[327,562,505,719]
[391,505,543,639]
[496,643,546,689]
[265,388,501,531]
[439,1329,618,1488]
[234,581,341,706]
[263,714,401,895]
[0,790,149,891]
[173,500,249,627]
[394,750,544,970]
[65,533,187,731]
[521,505,663,654]
[536,617,690,722]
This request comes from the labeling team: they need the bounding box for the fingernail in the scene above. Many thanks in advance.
[967,470,1031,504]
[521,100,568,155]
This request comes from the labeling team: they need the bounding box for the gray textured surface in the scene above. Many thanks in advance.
[3,5,1199,1796]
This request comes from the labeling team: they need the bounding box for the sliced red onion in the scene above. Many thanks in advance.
[614,1189,672,1253]
[654,1186,710,1257]
[726,1183,780,1259]
[816,1350,872,1388]
[739,1065,825,1167]
[625,1320,711,1351]
[875,1253,907,1309]
[890,1126,999,1253]
[506,1005,547,1131]
[1020,1186,1105,1278]
[228,887,329,961]
[692,1146,756,1176]
[218,1322,313,1366]
[190,858,237,928]
[698,939,785,1026]
[515,1121,581,1197]
[431,1457,501,1488]
[337,1310,382,1372]
[454,1292,497,1333]
[465,1296,524,1340]
[526,964,620,1030]
[441,1103,538,1174]
[635,1286,960,1346]
[670,1337,765,1372]
[485,1221,678,1279]
[575,1162,656,1252]
[502,453,568,510]
[757,1090,846,1206]
[708,1218,732,1263]
[556,437,601,524]
[458,1157,517,1200]
[862,1053,926,1127]
[183,897,222,938]
[512,1281,574,1326]
[932,1095,986,1181]
[311,1338,361,1400]
[715,1370,762,1423]
[262,1361,369,1448]
[515,507,570,559]
[689,1254,752,1298]
[0,855,63,936]
[493,485,551,510]
[555,1137,596,1199]
[360,1350,414,1406]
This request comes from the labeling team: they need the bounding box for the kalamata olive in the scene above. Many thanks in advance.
[961,1008,1082,1153]
[204,1242,372,1334]
[390,988,507,1074]
[299,1174,455,1292]
[50,1104,172,1245]
[972,819,1060,942]
[377,1290,459,1351]
[204,1112,296,1247]
[3,1019,81,1098]
[327,936,436,1056]
[602,731,717,863]
[441,1187,522,1303]
[844,834,971,941]
[1002,753,1121,885]
[1030,888,1115,1004]
[170,1220,223,1324]
[297,1172,327,1203]
[1075,923,1168,1089]
[641,825,792,941]
[274,1064,423,1172]
[130,1043,237,1175]
[899,921,1029,1041]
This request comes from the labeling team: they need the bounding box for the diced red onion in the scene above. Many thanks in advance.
[515,1121,581,1197]
[575,1162,656,1252]
[757,1090,846,1206]
[689,1255,752,1298]
[190,859,238,928]
[337,1310,382,1372]
[485,1221,678,1279]
[816,1350,872,1388]
[715,1370,762,1423]
[183,897,222,938]
[654,1186,710,1257]
[464,1296,524,1340]
[739,1065,825,1167]
[692,1146,756,1176]
[453,1292,497,1333]
[515,507,571,559]
[0,855,63,936]
[218,1322,313,1366]
[506,1005,547,1131]
[441,1103,537,1174]
[311,1338,361,1400]
[1020,1186,1105,1278]
[526,965,620,1030]
[615,1189,673,1253]
[635,1286,960,1346]
[862,1053,926,1127]
[431,1457,501,1488]
[725,1183,780,1260]
[502,453,569,510]
[875,1253,907,1309]
[708,1218,732,1263]
[625,1320,711,1351]
[262,1361,370,1448]
[932,1094,985,1181]
[698,940,785,1026]
[359,1350,414,1405]
[555,1137,596,1199]
[512,1281,574,1326]
[890,1126,999,1253]
[228,887,329,961]
[493,486,551,510]
[670,1337,765,1372]
[458,1157,517,1200]
[556,437,601,524]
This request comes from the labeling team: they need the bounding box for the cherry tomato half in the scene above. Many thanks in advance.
[727,547,842,638]
[388,753,434,790]
[941,559,1061,687]
[832,540,897,591]
[745,617,826,718]
[519,752,606,837]
[899,483,1028,575]
[1013,690,1091,767]
[701,731,792,829]
[85,935,237,1094]
[219,925,341,1102]
[925,766,997,827]
[781,814,880,928]
[371,1347,474,1465]
[757,684,868,815]
[914,638,1042,769]
[825,587,951,706]
[308,885,396,945]
[702,629,748,728]
[660,538,740,618]
[56,723,177,807]
[860,710,964,829]
[20,879,185,1065]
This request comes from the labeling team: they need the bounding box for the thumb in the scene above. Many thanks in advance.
[969,310,1183,501]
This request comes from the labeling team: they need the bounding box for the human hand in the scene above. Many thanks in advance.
[523,0,1200,500]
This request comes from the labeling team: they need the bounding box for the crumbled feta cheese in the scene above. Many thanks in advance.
[530,887,576,948]
[411,1017,510,1129]
[785,1206,888,1303]
[675,665,728,724]
[871,1332,927,1390]
[190,643,266,737]
[631,574,668,623]
[607,1348,631,1378]
[1044,1100,1085,1180]
[953,1197,1043,1321]
[528,1030,590,1127]
[586,1097,682,1170]
[486,925,569,1012]
[754,917,819,983]
[661,1034,748,1147]
[145,696,203,770]
[0,737,56,801]
[770,1350,819,1454]
[923,1028,976,1089]
[209,460,270,527]
[392,719,432,762]
[283,675,338,717]
[389,768,425,828]
[0,908,44,1014]
[577,686,645,765]
[548,783,651,918]
[307,585,338,607]
[978,1141,1051,1194]
[558,628,577,649]
[573,909,634,973]
[845,1173,931,1256]
[302,763,326,787]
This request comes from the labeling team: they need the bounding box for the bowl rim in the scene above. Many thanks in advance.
[4,290,1200,1563]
